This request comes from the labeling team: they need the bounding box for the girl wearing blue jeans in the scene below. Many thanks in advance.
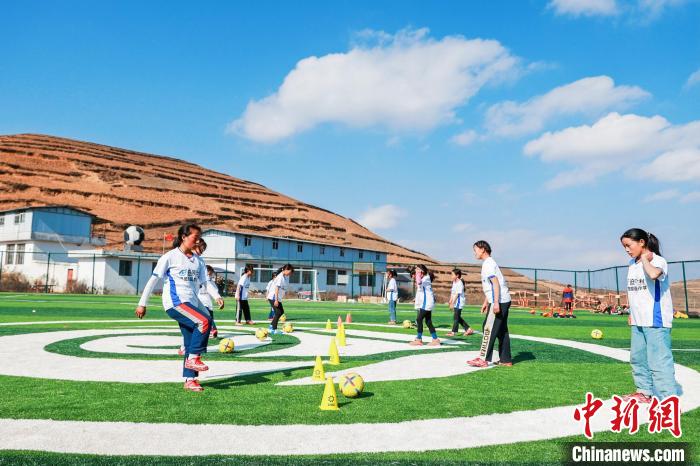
[620,228,682,402]
[386,270,398,324]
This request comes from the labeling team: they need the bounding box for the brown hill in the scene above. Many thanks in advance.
[0,133,437,264]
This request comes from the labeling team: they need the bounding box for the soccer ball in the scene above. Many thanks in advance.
[402,320,413,329]
[283,323,294,333]
[124,225,145,245]
[279,314,287,323]
[591,329,603,340]
[339,372,365,398]
[219,338,235,353]
[255,329,268,341]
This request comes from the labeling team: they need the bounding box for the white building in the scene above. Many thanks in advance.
[67,250,161,295]
[0,206,105,291]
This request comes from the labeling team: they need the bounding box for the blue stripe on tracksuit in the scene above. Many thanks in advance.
[167,302,212,378]
[652,279,663,328]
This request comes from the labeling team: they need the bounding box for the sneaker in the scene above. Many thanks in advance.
[183,379,204,392]
[464,328,474,336]
[235,321,242,325]
[467,357,489,367]
[409,339,424,346]
[184,357,209,372]
[246,320,255,325]
[445,331,456,337]
[497,361,513,367]
[210,329,218,338]
[621,392,652,403]
[428,338,441,346]
[388,320,397,325]
[178,346,185,356]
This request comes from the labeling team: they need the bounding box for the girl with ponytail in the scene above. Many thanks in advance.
[620,228,682,402]
[409,264,440,346]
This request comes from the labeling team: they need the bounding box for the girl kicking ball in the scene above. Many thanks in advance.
[620,228,682,402]
[267,264,294,335]
[136,223,218,392]
[468,240,512,367]
[409,264,440,346]
[447,268,473,337]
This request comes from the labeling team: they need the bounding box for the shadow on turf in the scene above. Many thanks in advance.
[204,368,302,389]
[512,351,536,364]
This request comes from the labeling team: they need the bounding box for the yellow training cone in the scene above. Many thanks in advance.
[312,355,325,381]
[328,338,341,365]
[319,376,339,411]
[336,322,346,347]
[325,319,332,330]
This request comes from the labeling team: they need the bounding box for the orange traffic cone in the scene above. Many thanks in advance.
[345,313,352,324]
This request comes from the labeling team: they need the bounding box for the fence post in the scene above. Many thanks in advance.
[135,256,142,295]
[534,269,538,308]
[224,258,229,297]
[0,251,3,289]
[681,261,689,315]
[573,271,577,291]
[614,266,620,305]
[91,254,96,294]
[45,253,51,293]
[587,269,591,294]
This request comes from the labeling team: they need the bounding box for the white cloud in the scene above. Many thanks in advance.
[638,148,700,182]
[450,129,478,146]
[523,112,700,189]
[643,189,680,203]
[685,68,700,89]
[548,0,619,17]
[485,76,648,137]
[638,0,687,19]
[452,223,475,233]
[680,191,700,203]
[356,204,406,230]
[230,28,521,143]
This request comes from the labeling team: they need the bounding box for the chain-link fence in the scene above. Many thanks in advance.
[0,249,697,313]
[0,250,389,300]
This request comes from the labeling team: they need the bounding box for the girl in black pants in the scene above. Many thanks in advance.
[447,269,473,337]
[267,264,294,335]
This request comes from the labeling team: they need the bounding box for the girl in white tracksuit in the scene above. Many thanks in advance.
[410,264,440,346]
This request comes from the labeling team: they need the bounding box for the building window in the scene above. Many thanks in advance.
[327,269,337,286]
[260,266,273,283]
[14,212,25,224]
[272,239,279,250]
[302,270,313,285]
[151,262,157,272]
[119,260,133,276]
[15,244,25,265]
[359,251,364,259]
[376,253,380,261]
[5,244,15,265]
[320,246,325,255]
[290,270,301,284]
[337,269,348,285]
[297,242,303,253]
[340,248,345,257]
[0,215,4,226]
[359,274,375,287]
[244,235,252,247]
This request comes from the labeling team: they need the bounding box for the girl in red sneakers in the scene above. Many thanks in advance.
[135,223,216,392]
[467,240,512,367]
[409,264,440,346]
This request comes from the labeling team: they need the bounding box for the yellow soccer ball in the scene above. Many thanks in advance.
[402,320,412,329]
[219,338,235,353]
[591,329,603,340]
[339,372,365,398]
[283,323,294,333]
[255,329,267,341]
[279,314,287,323]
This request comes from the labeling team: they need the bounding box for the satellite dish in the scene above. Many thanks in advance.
[124,225,145,246]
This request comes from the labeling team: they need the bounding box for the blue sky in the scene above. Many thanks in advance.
[2,0,699,268]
